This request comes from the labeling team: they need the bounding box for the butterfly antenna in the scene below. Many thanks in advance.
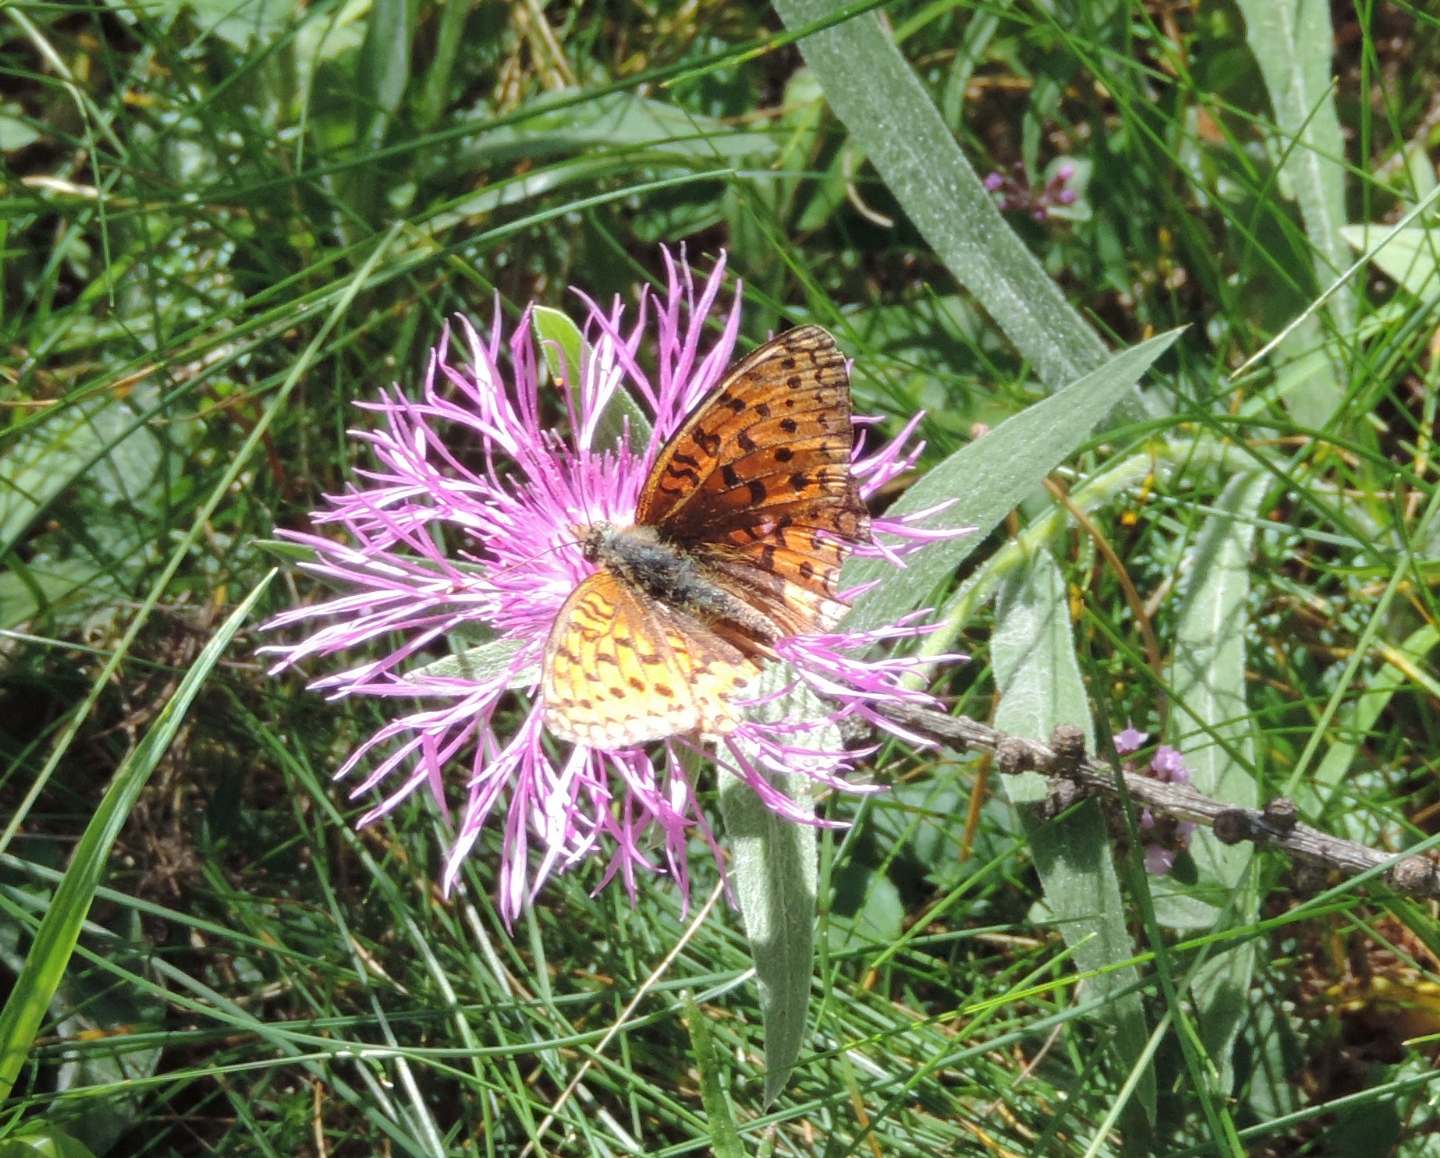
[471,534,586,584]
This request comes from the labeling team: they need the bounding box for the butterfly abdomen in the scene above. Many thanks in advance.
[586,523,783,645]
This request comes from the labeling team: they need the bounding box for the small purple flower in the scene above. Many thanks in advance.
[263,250,958,920]
[1113,726,1194,874]
[1114,724,1148,756]
[1149,745,1189,784]
[1143,845,1178,875]
[984,159,1082,221]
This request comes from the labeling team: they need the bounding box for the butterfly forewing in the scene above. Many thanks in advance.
[635,325,867,634]
[637,325,856,527]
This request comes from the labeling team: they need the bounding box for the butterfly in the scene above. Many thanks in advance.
[541,325,870,750]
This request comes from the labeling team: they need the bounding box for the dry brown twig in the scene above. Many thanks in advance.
[875,701,1440,900]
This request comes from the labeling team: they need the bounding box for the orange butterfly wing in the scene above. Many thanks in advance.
[542,570,761,748]
[635,324,868,635]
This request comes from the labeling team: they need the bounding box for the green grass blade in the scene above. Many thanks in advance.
[0,572,274,1100]
[682,999,745,1158]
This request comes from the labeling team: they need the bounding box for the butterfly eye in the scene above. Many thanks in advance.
[574,521,607,564]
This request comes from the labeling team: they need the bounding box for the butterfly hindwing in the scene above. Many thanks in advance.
[543,570,760,748]
[688,525,851,635]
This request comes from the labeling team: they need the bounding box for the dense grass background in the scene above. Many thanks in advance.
[4,1,1440,1153]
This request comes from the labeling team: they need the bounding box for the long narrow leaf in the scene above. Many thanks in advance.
[1168,470,1269,1095]
[1237,0,1355,332]
[718,671,830,1105]
[844,331,1180,634]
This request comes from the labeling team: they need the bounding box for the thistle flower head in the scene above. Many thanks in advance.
[264,251,955,920]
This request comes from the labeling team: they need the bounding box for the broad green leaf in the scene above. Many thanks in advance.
[533,305,584,388]
[825,868,902,953]
[0,574,274,1098]
[357,0,410,146]
[1272,313,1344,429]
[0,387,193,629]
[773,0,1127,399]
[0,1124,95,1158]
[404,638,536,688]
[1402,143,1438,205]
[1241,984,1305,1126]
[1168,470,1269,1095]
[290,0,367,81]
[0,396,166,557]
[992,549,1154,1127]
[0,558,125,632]
[844,330,1180,634]
[719,668,831,1105]
[533,304,652,453]
[0,105,41,152]
[1238,0,1355,331]
[186,0,293,48]
[1340,224,1440,301]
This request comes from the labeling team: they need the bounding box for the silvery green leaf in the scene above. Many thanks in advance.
[992,549,1154,1126]
[719,665,832,1105]
[404,638,537,689]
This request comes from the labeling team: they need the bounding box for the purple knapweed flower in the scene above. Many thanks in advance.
[262,250,958,920]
